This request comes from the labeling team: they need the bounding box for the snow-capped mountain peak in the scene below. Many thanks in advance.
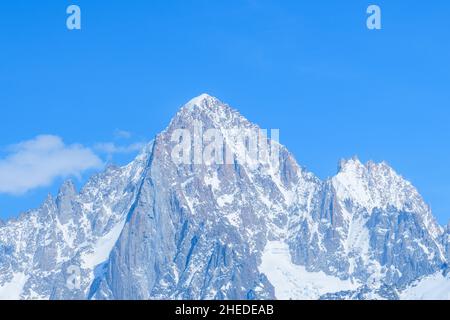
[171,94,248,131]
[184,93,221,109]
[0,94,448,300]
[333,156,426,213]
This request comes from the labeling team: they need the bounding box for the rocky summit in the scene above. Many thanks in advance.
[0,94,449,300]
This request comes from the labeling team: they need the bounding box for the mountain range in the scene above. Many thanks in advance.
[0,94,449,300]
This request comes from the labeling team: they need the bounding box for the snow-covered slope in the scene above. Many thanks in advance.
[400,271,450,300]
[0,94,448,300]
[259,241,358,299]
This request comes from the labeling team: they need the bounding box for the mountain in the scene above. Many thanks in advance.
[0,94,449,300]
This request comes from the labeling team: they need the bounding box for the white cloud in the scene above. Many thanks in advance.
[114,129,132,139]
[0,135,103,195]
[94,142,145,155]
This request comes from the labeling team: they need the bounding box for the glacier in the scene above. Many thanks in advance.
[0,94,449,300]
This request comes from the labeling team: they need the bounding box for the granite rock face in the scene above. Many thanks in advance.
[0,94,448,299]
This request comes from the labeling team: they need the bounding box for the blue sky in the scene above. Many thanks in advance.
[0,1,449,224]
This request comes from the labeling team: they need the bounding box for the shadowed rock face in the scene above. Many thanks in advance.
[0,94,448,300]
[443,225,450,264]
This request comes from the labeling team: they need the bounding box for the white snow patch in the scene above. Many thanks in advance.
[81,217,127,269]
[185,93,214,109]
[217,194,234,207]
[225,212,241,228]
[0,272,28,300]
[400,272,450,300]
[205,172,221,191]
[259,241,358,300]
[345,213,371,265]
